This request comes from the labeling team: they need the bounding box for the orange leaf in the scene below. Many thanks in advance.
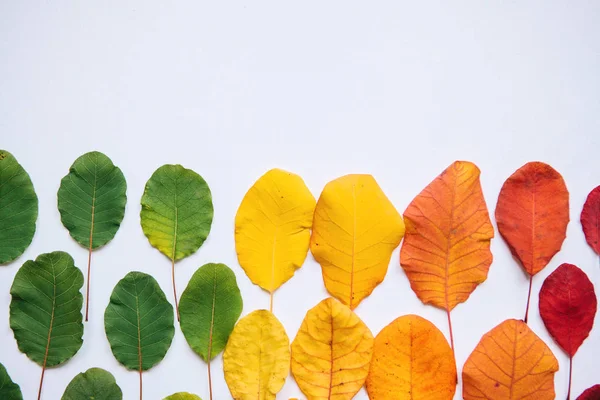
[495,161,569,276]
[462,319,559,400]
[366,314,457,400]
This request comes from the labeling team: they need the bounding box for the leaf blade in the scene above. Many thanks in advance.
[400,161,494,311]
[223,310,290,400]
[163,393,202,400]
[577,385,600,400]
[235,168,316,293]
[291,297,373,399]
[61,368,122,400]
[462,319,559,400]
[581,185,600,255]
[0,150,38,264]
[310,174,405,309]
[0,362,23,400]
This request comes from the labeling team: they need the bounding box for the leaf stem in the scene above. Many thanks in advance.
[208,359,213,400]
[37,364,46,400]
[567,356,572,400]
[524,275,533,323]
[139,369,143,400]
[446,309,455,355]
[269,291,273,313]
[172,257,179,321]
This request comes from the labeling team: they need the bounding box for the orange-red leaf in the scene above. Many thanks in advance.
[495,162,569,276]
[539,263,597,357]
[577,385,600,400]
[400,161,494,311]
[462,319,559,400]
[581,185,600,255]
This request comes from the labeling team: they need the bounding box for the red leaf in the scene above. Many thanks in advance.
[581,186,600,255]
[577,385,600,400]
[495,162,569,276]
[539,263,597,356]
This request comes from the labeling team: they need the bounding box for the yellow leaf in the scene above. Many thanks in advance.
[366,314,457,400]
[291,297,374,400]
[462,319,559,400]
[310,174,405,309]
[223,310,290,400]
[235,169,316,309]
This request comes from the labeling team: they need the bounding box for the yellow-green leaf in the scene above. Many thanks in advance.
[291,297,373,400]
[235,169,315,310]
[163,393,202,400]
[310,174,405,309]
[223,310,290,400]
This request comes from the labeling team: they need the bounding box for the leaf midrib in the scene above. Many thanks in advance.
[42,259,57,372]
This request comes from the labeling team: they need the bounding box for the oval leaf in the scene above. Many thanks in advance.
[10,251,84,367]
[180,263,243,361]
[235,169,315,304]
[577,385,600,400]
[163,393,202,400]
[0,362,22,400]
[291,297,373,399]
[366,314,457,400]
[539,263,597,356]
[223,310,290,400]
[495,162,569,276]
[104,271,175,371]
[581,185,600,255]
[57,151,127,249]
[0,150,38,264]
[61,368,122,400]
[310,174,405,309]
[140,164,213,261]
[462,319,559,400]
[400,161,494,312]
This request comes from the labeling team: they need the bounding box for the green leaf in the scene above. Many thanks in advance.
[140,164,213,317]
[0,150,38,265]
[9,251,84,398]
[61,368,122,400]
[180,263,243,362]
[104,271,175,372]
[57,151,127,321]
[57,151,127,249]
[0,362,23,400]
[163,393,202,400]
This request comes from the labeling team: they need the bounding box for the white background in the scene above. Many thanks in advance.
[1,2,599,399]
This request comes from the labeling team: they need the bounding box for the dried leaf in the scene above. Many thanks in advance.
[235,169,315,310]
[140,164,213,319]
[291,297,373,399]
[581,185,600,255]
[495,162,569,276]
[61,368,122,400]
[163,393,202,400]
[0,149,38,265]
[223,310,290,400]
[0,362,22,400]
[57,151,127,320]
[400,161,493,353]
[9,251,84,399]
[310,174,405,309]
[462,319,559,400]
[577,385,600,400]
[366,314,457,400]
[104,272,175,400]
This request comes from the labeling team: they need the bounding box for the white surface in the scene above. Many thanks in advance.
[1,2,600,399]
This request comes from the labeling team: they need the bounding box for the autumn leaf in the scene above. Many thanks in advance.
[57,151,127,321]
[9,251,84,400]
[163,393,202,400]
[223,310,290,400]
[104,272,175,400]
[366,314,457,400]
[235,168,315,311]
[0,149,38,265]
[0,362,22,400]
[577,385,600,400]
[400,161,494,352]
[462,319,559,400]
[539,263,597,400]
[291,297,373,399]
[61,368,122,400]
[140,164,213,320]
[179,263,243,400]
[495,161,569,321]
[310,174,405,309]
[581,185,600,256]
